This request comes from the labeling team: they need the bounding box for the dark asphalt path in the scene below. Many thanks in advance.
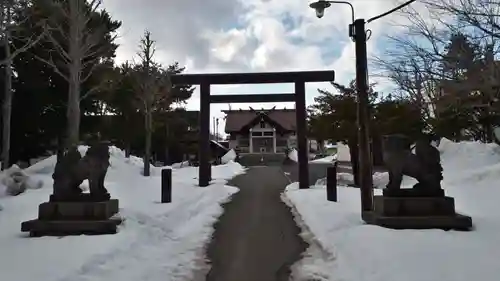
[205,167,307,281]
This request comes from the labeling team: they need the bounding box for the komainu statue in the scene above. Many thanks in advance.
[52,142,111,201]
[382,134,443,191]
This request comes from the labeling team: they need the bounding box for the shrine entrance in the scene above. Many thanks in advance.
[170,71,335,189]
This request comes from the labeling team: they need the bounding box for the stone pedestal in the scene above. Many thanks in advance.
[21,197,122,237]
[363,189,472,231]
[383,188,445,197]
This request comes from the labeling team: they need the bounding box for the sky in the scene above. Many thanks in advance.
[101,0,430,136]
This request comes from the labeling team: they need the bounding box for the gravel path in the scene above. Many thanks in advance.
[205,166,307,281]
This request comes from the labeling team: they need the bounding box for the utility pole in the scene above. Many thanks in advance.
[309,0,417,214]
[352,19,373,212]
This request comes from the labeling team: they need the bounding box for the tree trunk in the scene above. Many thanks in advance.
[318,139,325,154]
[56,133,65,162]
[125,145,131,158]
[65,0,82,149]
[143,109,152,176]
[483,108,493,143]
[165,121,170,165]
[2,57,12,170]
[1,6,12,171]
[123,114,131,158]
[66,68,81,148]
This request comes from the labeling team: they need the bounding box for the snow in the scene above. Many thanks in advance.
[0,146,246,281]
[0,164,43,196]
[310,154,337,163]
[288,148,299,162]
[284,138,500,281]
[221,149,237,164]
[171,161,189,169]
[336,142,350,161]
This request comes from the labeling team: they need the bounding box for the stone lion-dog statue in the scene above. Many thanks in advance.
[51,142,110,201]
[382,134,443,191]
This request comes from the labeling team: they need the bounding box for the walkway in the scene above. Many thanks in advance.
[205,167,307,281]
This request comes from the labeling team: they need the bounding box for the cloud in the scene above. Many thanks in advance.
[102,0,429,135]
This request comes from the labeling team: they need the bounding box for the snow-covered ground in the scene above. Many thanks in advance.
[310,154,337,163]
[284,138,500,281]
[0,146,245,281]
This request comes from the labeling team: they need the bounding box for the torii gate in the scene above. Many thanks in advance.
[170,70,335,189]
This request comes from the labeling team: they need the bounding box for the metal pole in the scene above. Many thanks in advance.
[353,19,373,212]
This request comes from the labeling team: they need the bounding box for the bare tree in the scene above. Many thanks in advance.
[424,0,500,40]
[132,30,171,176]
[36,0,116,149]
[373,1,500,140]
[0,0,46,169]
[373,5,449,122]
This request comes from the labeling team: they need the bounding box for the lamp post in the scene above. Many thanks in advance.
[309,0,417,213]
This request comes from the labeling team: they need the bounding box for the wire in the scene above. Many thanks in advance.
[367,0,417,23]
[366,29,372,40]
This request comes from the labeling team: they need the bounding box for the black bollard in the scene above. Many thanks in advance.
[326,163,337,202]
[161,168,172,203]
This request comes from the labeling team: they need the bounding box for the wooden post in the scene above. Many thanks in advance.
[199,82,211,187]
[326,163,337,202]
[295,81,310,189]
[161,168,172,203]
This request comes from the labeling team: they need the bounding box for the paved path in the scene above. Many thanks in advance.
[205,167,307,281]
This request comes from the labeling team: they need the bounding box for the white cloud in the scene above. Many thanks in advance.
[102,0,430,135]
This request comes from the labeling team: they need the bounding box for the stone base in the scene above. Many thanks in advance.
[50,192,111,202]
[362,211,473,231]
[39,199,119,220]
[21,198,122,237]
[364,195,473,231]
[373,195,454,216]
[383,188,445,197]
[21,216,123,237]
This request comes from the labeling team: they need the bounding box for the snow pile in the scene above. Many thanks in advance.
[221,149,237,164]
[0,165,43,196]
[284,138,500,281]
[288,148,298,162]
[0,145,245,281]
[171,161,189,169]
[370,171,417,189]
[24,145,168,177]
[310,154,337,163]
[336,142,351,161]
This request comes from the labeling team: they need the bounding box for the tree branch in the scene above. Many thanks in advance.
[34,53,69,81]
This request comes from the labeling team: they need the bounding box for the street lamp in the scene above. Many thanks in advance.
[309,1,354,23]
[309,1,331,18]
[308,0,417,213]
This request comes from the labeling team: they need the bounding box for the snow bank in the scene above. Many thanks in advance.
[310,154,337,163]
[221,149,237,164]
[288,148,298,162]
[24,145,170,177]
[0,145,246,281]
[284,138,500,281]
[171,161,189,169]
[336,142,350,161]
[0,165,43,197]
